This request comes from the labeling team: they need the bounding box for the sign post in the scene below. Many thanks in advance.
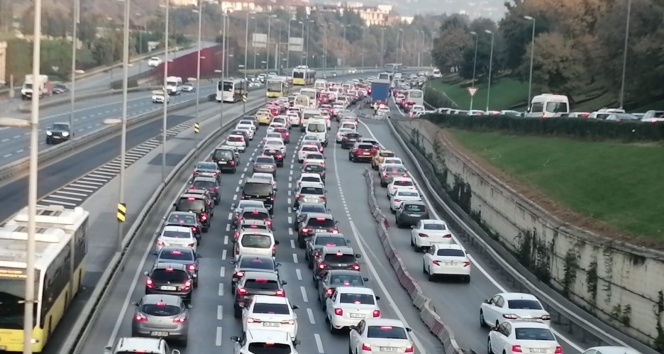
[467,87,478,112]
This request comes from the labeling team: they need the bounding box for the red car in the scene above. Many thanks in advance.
[274,127,290,143]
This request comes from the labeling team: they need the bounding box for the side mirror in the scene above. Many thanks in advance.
[230,260,236,265]
[293,339,301,347]
[406,327,412,332]
[152,251,158,256]
[355,254,362,258]
[281,280,288,285]
[230,336,240,342]
[346,239,351,244]
[173,203,177,207]
[162,216,166,220]
[172,350,181,354]
[485,298,492,304]
[143,271,149,276]
[363,277,369,281]
[276,262,282,267]
[410,225,416,229]
[187,304,194,309]
[375,296,381,300]
[104,346,112,354]
[349,325,357,331]
[275,240,280,245]
[291,305,300,309]
[274,187,278,191]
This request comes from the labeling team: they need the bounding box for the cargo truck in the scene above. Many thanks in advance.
[21,74,51,100]
[370,81,390,106]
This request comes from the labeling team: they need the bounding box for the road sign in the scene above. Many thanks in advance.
[117,203,126,223]
[467,87,478,97]
[242,94,247,103]
[288,37,304,52]
[194,122,199,134]
[252,33,267,48]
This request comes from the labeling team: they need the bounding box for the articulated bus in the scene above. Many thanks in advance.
[267,77,289,98]
[0,205,89,353]
[292,67,316,86]
[405,89,424,106]
[217,78,248,103]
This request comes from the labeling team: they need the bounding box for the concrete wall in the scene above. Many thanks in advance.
[399,119,664,347]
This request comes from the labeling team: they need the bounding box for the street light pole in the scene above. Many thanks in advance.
[252,17,257,71]
[398,28,403,64]
[300,21,304,65]
[161,0,169,182]
[245,11,250,80]
[24,0,42,351]
[469,31,478,111]
[485,30,495,112]
[342,25,347,67]
[524,16,535,110]
[380,27,385,67]
[306,20,312,67]
[69,0,79,134]
[323,24,327,78]
[221,11,226,125]
[195,1,202,119]
[619,0,631,109]
[118,0,130,253]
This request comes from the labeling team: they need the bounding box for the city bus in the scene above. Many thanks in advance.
[267,77,289,98]
[217,78,248,103]
[405,89,424,106]
[377,72,394,81]
[0,205,89,352]
[292,66,316,86]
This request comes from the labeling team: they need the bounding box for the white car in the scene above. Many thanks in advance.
[480,293,551,328]
[377,106,390,116]
[242,295,299,340]
[297,173,324,189]
[288,113,301,126]
[410,219,453,251]
[156,225,197,252]
[264,132,284,143]
[231,329,300,354]
[231,200,266,226]
[302,152,325,167]
[389,189,421,212]
[273,116,291,129]
[410,105,425,115]
[422,243,471,282]
[237,122,256,133]
[325,286,381,332]
[581,347,641,354]
[251,173,276,189]
[349,318,415,354]
[488,320,561,354]
[302,135,319,144]
[151,91,169,104]
[234,229,279,261]
[147,57,162,67]
[298,145,319,162]
[225,135,247,152]
[387,177,416,198]
[336,128,355,143]
[378,157,403,171]
[235,126,255,140]
[268,122,286,132]
[264,139,286,155]
[339,121,356,131]
[238,119,257,131]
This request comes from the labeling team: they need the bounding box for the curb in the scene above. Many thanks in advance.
[362,168,464,354]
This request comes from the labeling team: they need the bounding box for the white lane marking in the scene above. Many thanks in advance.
[233,194,237,200]
[290,239,295,248]
[296,268,302,281]
[314,333,324,354]
[224,235,229,245]
[226,225,230,232]
[221,249,227,261]
[307,308,316,324]
[359,119,585,352]
[288,228,293,236]
[300,286,309,303]
[218,283,224,296]
[55,190,87,197]
[292,253,298,264]
[236,186,240,192]
[63,186,94,193]
[47,194,82,201]
[217,305,223,320]
[41,199,77,206]
[220,266,226,277]
[216,327,223,346]
[287,216,292,224]
[227,213,233,220]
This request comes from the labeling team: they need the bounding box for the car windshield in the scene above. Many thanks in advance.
[301,176,321,183]
[196,162,217,170]
[436,249,465,257]
[301,147,318,153]
[423,223,446,230]
[300,204,326,213]
[51,124,69,130]
[241,234,272,248]
[304,165,324,173]
[339,293,374,305]
[213,150,233,160]
[323,253,355,263]
[357,144,373,150]
[166,214,197,225]
[242,210,269,220]
[507,299,543,310]
[151,269,188,282]
[256,157,274,164]
[403,204,425,212]
[161,230,190,238]
[159,250,194,261]
[228,136,243,142]
[175,198,205,212]
[397,191,419,197]
[141,304,182,316]
[300,187,324,195]
[239,257,274,270]
[306,154,324,160]
[307,123,326,133]
[330,274,363,286]
[252,303,290,315]
[244,278,280,290]
[247,343,291,354]
[315,236,346,246]
[243,182,272,195]
[514,328,556,341]
[192,180,216,189]
[367,326,408,339]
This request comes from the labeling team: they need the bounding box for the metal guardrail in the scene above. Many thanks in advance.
[17,86,161,112]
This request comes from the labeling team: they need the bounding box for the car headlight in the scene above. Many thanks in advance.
[46,131,52,135]
[62,132,69,137]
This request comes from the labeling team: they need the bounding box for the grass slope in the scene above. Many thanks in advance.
[448,128,664,241]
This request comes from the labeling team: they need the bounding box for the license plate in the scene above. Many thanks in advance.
[220,161,228,164]
[161,286,177,291]
[263,322,280,327]
[315,229,326,233]
[349,313,364,318]
[380,348,397,352]
[444,262,454,266]
[529,349,547,353]
[362,152,369,155]
[151,331,169,336]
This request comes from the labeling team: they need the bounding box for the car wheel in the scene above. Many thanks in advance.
[480,310,488,328]
[487,338,494,354]
[427,267,435,281]
[464,275,471,283]
[234,306,242,318]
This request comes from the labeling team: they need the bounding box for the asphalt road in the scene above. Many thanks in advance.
[337,110,587,354]
[78,124,445,354]
[0,83,217,163]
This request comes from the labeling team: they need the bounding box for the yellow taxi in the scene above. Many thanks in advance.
[371,149,395,170]
[256,109,273,125]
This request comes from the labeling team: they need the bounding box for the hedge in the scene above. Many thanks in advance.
[423,113,664,142]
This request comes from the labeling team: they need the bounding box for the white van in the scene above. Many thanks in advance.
[432,69,442,78]
[165,76,183,95]
[234,230,278,261]
[300,109,322,132]
[526,94,570,118]
[305,118,328,146]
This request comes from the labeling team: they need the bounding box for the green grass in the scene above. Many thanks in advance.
[448,128,664,241]
[428,77,529,110]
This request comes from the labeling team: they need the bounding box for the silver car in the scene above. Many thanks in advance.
[379,164,409,187]
[252,156,277,177]
[131,294,191,346]
[231,200,266,226]
[293,182,326,208]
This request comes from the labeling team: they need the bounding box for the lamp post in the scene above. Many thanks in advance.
[286,19,299,71]
[322,24,328,77]
[524,16,535,110]
[469,31,478,111]
[484,29,495,112]
[398,28,403,64]
[252,17,257,71]
[266,14,277,102]
[305,19,314,67]
[418,30,424,67]
[214,69,224,125]
[380,27,386,67]
[619,0,631,109]
[245,12,255,80]
[161,0,170,182]
[193,3,203,119]
[342,25,347,67]
[69,0,80,134]
[299,21,305,65]
[116,0,131,253]
[361,26,366,70]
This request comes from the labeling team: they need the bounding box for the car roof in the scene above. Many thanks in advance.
[255,156,275,161]
[391,177,413,183]
[510,320,551,329]
[193,176,216,182]
[158,246,195,255]
[300,173,322,179]
[299,182,324,189]
[113,337,165,352]
[142,294,182,305]
[241,207,270,214]
[245,177,272,184]
[153,262,187,270]
[321,246,354,254]
[162,225,192,232]
[403,200,425,206]
[585,347,641,354]
[314,232,345,239]
[245,328,292,343]
[422,219,446,226]
[363,318,406,328]
[168,211,196,217]
[325,269,363,277]
[335,286,374,294]
[180,192,206,199]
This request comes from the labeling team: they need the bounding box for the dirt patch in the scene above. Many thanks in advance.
[406,119,659,249]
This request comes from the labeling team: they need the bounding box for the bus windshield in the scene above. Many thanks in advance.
[293,71,305,79]
[267,81,283,91]
[0,270,39,329]
[223,82,234,92]
[409,90,423,98]
[301,90,316,100]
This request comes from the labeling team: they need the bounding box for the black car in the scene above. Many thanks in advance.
[45,122,73,144]
[312,246,362,280]
[191,176,220,204]
[292,202,328,230]
[154,246,201,287]
[296,213,339,248]
[305,233,350,268]
[212,147,239,173]
[52,84,69,94]
[234,271,286,318]
[230,255,280,292]
[348,142,375,162]
[301,164,326,181]
[164,211,202,240]
[341,133,361,149]
[144,263,193,303]
[262,148,284,167]
[241,178,276,214]
[395,200,430,228]
[174,193,212,232]
[183,188,215,212]
[316,270,369,304]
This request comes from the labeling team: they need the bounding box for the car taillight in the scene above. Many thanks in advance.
[361,343,371,351]
[173,315,187,323]
[432,260,441,266]
[330,229,338,234]
[237,287,248,295]
[275,289,285,297]
[297,194,303,199]
[301,227,311,233]
[382,173,387,178]
[320,196,326,200]
[405,346,414,353]
[555,346,562,354]
[443,233,452,238]
[512,345,523,353]
[247,317,262,323]
[318,263,327,269]
[352,264,360,270]
[145,277,154,288]
[187,243,195,247]
[230,160,235,166]
[212,187,218,193]
[418,233,429,238]
[334,308,343,316]
[188,264,196,271]
[183,280,192,291]
[157,240,165,246]
[463,261,471,267]
[191,226,197,232]
[372,309,381,317]
[201,213,207,221]
[281,319,295,325]
[319,147,323,152]
[355,148,362,154]
[272,245,276,255]
[393,199,400,203]
[326,288,335,296]
[313,252,319,257]
[134,313,148,322]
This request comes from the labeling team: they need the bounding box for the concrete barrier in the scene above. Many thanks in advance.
[17,86,161,112]
[361,168,464,354]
